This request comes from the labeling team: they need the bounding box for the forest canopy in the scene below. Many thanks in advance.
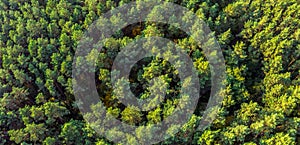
[0,0,299,144]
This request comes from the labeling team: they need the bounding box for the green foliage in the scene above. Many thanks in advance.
[0,0,299,144]
[43,137,56,145]
[121,106,143,125]
[60,120,88,144]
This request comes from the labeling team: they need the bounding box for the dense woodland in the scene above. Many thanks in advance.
[0,0,299,144]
